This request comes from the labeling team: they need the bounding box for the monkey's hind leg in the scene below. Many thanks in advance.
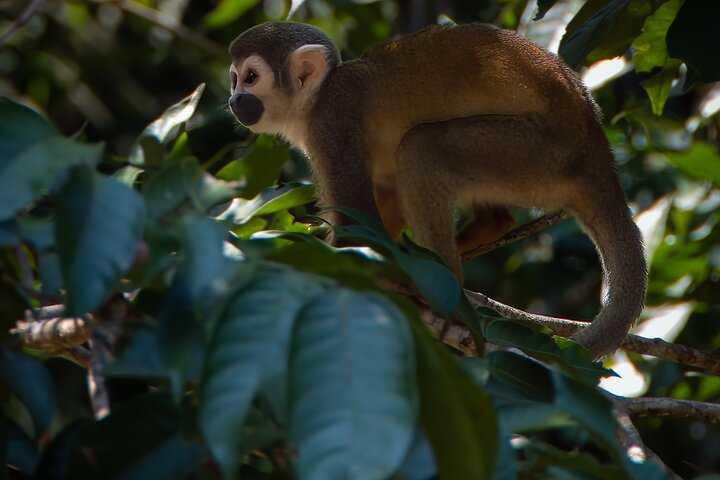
[395,129,461,278]
[395,114,558,280]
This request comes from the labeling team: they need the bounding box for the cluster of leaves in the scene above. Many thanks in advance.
[1,0,719,478]
[1,84,669,478]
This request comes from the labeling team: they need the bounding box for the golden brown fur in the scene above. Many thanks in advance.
[228,22,648,359]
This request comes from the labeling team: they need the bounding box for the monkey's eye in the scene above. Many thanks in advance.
[244,71,258,85]
[230,71,238,91]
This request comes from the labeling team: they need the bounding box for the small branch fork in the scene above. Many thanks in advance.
[13,296,128,419]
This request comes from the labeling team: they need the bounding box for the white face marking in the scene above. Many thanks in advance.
[228,54,314,150]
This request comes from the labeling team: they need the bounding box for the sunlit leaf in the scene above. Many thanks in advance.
[216,136,290,198]
[289,290,417,480]
[640,61,680,115]
[129,84,205,165]
[55,168,146,315]
[631,0,685,72]
[216,182,315,224]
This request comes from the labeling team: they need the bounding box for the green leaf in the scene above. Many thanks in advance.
[0,99,103,221]
[485,320,611,383]
[0,349,54,438]
[176,214,230,303]
[667,0,720,82]
[204,0,262,29]
[289,290,417,480]
[640,62,680,115]
[551,373,616,448]
[142,157,199,219]
[216,182,315,224]
[129,84,205,166]
[216,136,290,198]
[0,98,55,151]
[55,168,146,315]
[631,0,686,72]
[408,316,497,479]
[201,270,321,480]
[666,142,720,188]
[559,0,629,67]
[487,350,554,403]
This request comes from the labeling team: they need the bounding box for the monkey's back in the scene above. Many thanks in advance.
[364,24,592,128]
[321,24,600,180]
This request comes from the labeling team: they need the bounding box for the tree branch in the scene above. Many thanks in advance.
[619,396,720,425]
[0,0,47,46]
[609,395,683,479]
[461,211,568,259]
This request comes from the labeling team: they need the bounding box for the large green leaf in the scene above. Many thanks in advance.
[288,290,417,480]
[631,0,686,73]
[408,316,497,479]
[200,269,320,480]
[0,99,103,221]
[55,167,146,315]
[176,214,230,303]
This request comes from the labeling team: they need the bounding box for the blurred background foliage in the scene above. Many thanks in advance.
[1,0,720,478]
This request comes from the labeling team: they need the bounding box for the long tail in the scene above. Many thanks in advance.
[569,187,648,359]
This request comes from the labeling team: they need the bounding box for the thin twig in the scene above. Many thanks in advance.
[620,396,720,425]
[610,396,683,479]
[466,290,720,375]
[0,0,47,46]
[461,211,568,259]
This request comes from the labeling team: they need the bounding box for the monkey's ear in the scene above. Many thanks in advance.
[289,45,331,91]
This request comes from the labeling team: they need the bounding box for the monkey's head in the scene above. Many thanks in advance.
[228,22,341,140]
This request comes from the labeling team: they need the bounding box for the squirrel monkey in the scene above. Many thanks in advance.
[227,22,648,359]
